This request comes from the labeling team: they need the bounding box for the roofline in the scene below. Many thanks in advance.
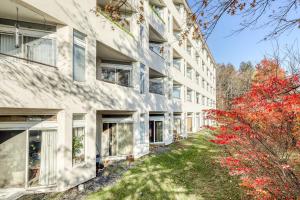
[180,0,217,66]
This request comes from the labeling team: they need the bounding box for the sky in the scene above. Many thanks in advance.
[200,5,299,68]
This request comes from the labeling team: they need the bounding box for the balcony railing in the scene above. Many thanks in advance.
[150,5,165,24]
[149,79,164,95]
[97,8,133,37]
[149,42,164,59]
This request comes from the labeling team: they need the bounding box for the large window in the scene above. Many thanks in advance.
[0,31,56,66]
[73,30,86,82]
[149,79,164,95]
[72,114,86,165]
[100,63,132,87]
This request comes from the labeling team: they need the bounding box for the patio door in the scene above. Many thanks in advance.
[102,121,133,157]
[0,118,57,189]
[149,120,163,143]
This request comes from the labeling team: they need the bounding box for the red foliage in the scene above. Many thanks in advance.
[207,59,300,199]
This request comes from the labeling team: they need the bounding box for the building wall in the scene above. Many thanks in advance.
[0,0,216,192]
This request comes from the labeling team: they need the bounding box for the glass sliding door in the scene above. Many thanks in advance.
[0,130,26,188]
[149,121,154,143]
[28,129,57,187]
[102,122,133,157]
[149,120,163,143]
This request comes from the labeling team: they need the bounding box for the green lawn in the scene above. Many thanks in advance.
[87,132,242,200]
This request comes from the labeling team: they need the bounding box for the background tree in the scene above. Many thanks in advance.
[216,61,254,110]
[208,59,300,199]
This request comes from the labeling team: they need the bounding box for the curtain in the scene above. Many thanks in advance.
[39,129,57,186]
[117,123,133,155]
[0,33,21,56]
[24,36,55,66]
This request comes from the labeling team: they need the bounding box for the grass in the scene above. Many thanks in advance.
[87,131,242,200]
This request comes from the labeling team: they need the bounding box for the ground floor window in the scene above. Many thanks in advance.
[149,120,163,143]
[102,122,133,157]
[72,114,86,165]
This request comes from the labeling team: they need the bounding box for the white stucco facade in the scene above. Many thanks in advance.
[0,0,216,196]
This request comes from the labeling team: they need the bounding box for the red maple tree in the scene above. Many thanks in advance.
[207,59,300,199]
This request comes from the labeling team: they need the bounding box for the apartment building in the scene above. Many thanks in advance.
[0,0,216,197]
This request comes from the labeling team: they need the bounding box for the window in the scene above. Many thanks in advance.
[0,32,56,66]
[173,86,181,99]
[100,63,132,87]
[139,114,146,144]
[186,68,192,79]
[140,63,145,93]
[186,89,192,102]
[196,93,200,104]
[149,79,164,95]
[139,25,144,47]
[117,68,131,86]
[73,30,86,81]
[72,114,85,165]
[202,95,205,106]
[173,59,181,71]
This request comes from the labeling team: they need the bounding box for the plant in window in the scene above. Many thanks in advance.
[72,134,84,163]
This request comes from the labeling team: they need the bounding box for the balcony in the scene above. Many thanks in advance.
[96,41,135,88]
[148,3,166,38]
[97,0,135,37]
[149,68,166,95]
[0,19,57,67]
[149,42,164,59]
